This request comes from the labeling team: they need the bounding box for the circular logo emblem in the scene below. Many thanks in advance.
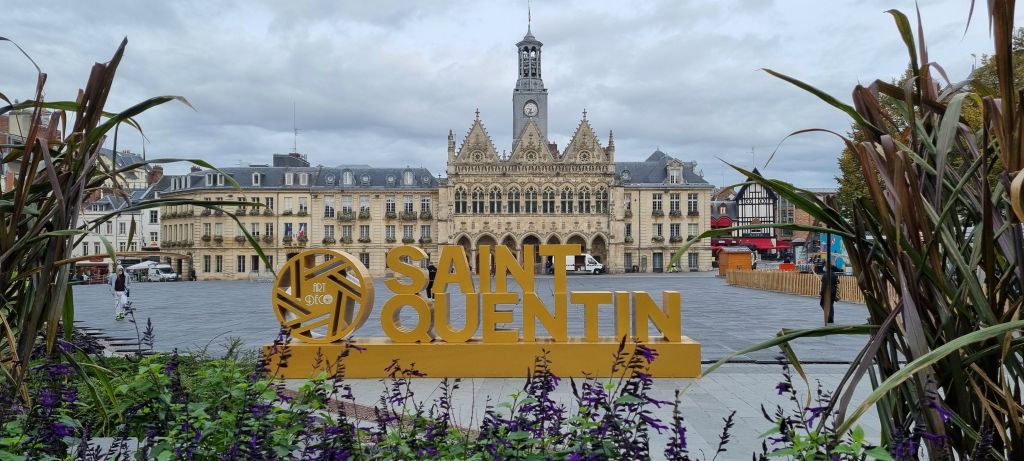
[272,249,375,343]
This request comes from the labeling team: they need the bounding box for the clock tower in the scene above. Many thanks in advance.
[513,24,548,143]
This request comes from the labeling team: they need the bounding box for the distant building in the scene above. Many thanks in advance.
[157,23,715,278]
[710,175,836,261]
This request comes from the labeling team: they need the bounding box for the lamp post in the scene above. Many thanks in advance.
[824,232,833,325]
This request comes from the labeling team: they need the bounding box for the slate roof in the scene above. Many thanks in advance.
[710,200,738,220]
[163,164,439,194]
[99,148,148,180]
[614,149,710,187]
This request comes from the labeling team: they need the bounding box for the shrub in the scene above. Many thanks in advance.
[262,208,274,216]
[322,237,336,245]
[200,234,212,242]
[385,211,397,220]
[419,210,433,220]
[358,210,371,220]
[651,209,664,218]
[212,235,223,243]
[297,210,308,217]
[675,6,1024,458]
[400,210,417,221]
[234,235,245,243]
[281,210,293,216]
[261,234,273,244]
[669,210,682,218]
[624,209,633,218]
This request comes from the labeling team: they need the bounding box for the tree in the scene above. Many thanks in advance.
[835,32,1024,214]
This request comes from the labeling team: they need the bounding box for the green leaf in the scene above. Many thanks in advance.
[614,394,643,405]
[837,320,1024,435]
[866,446,895,461]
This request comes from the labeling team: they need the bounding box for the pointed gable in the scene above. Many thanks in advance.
[509,118,552,163]
[561,116,605,163]
[455,116,500,163]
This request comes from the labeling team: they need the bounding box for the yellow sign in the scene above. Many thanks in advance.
[267,244,700,378]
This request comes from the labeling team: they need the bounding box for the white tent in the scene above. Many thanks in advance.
[125,261,157,271]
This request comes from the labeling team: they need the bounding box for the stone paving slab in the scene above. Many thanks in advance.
[72,273,868,362]
[283,364,881,458]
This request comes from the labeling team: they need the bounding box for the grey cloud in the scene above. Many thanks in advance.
[1,0,1013,186]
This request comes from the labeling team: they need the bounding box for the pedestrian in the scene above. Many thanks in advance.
[109,265,130,321]
[819,264,839,324]
[425,263,438,299]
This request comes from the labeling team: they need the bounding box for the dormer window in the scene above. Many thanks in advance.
[719,205,727,215]
[342,170,353,185]
[386,175,396,186]
[403,170,413,186]
[285,173,294,186]
[252,173,261,186]
[205,173,213,186]
[216,174,225,186]
[299,173,308,186]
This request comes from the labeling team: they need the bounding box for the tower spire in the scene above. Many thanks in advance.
[528,0,532,34]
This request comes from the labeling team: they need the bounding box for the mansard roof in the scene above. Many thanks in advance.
[615,149,710,187]
[162,164,438,194]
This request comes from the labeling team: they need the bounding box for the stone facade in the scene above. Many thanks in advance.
[159,155,440,280]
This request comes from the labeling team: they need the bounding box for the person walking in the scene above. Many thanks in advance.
[425,263,438,299]
[819,264,839,324]
[109,265,130,321]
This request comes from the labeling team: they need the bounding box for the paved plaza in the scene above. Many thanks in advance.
[73,272,866,362]
[73,273,879,455]
[73,272,867,362]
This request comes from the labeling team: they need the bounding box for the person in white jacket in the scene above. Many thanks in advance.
[108,265,130,320]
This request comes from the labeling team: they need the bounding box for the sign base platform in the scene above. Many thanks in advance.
[264,337,701,378]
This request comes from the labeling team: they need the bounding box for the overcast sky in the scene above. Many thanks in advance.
[3,1,1014,188]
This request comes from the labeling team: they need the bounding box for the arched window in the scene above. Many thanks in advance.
[577,186,591,213]
[525,187,538,213]
[472,187,485,214]
[595,187,609,214]
[342,170,353,186]
[542,187,556,214]
[489,186,502,214]
[455,188,468,214]
[560,186,574,214]
[403,170,414,186]
[507,187,521,214]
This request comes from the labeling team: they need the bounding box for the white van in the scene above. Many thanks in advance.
[565,254,604,274]
[147,264,179,282]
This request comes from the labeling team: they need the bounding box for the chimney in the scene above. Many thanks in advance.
[190,166,202,173]
[147,165,164,185]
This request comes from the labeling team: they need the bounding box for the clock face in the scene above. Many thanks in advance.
[523,101,539,117]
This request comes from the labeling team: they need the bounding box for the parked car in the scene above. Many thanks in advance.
[147,264,179,282]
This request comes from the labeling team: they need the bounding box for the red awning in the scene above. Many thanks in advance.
[775,240,792,249]
[740,237,775,250]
